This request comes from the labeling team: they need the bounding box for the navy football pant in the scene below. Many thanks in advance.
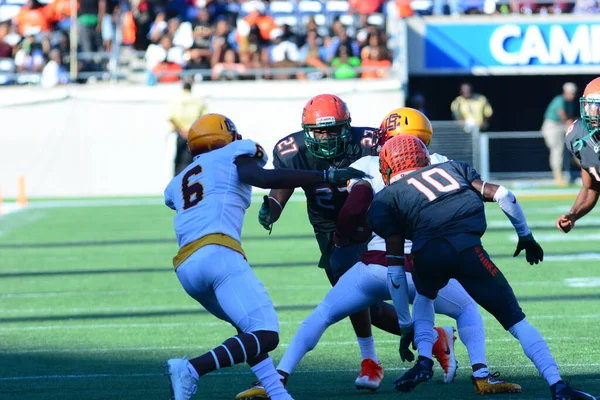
[315,231,366,285]
[411,237,525,330]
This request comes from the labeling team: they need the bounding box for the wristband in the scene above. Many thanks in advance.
[268,196,282,211]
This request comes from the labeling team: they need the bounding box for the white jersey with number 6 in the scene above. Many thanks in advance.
[164,139,280,334]
[164,139,267,249]
[347,153,449,253]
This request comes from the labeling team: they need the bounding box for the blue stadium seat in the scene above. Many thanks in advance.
[0,0,24,22]
[367,13,385,27]
[268,0,296,17]
[409,0,434,15]
[298,0,324,16]
[298,0,325,26]
[324,0,349,26]
[269,0,298,30]
[274,15,299,29]
[240,0,266,17]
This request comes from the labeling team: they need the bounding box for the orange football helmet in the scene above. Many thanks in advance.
[380,134,430,186]
[581,77,600,135]
[375,107,433,151]
[301,94,352,159]
[187,113,242,156]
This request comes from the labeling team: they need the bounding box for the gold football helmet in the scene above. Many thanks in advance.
[188,113,242,156]
[376,107,433,149]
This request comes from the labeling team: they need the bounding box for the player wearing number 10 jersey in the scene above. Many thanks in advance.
[162,113,367,400]
[369,135,596,400]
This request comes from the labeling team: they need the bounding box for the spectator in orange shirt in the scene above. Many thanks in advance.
[14,0,50,37]
[152,54,182,83]
[396,0,414,17]
[43,0,75,31]
[360,46,391,79]
[236,2,277,51]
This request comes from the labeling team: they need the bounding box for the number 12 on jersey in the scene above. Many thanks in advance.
[407,168,460,201]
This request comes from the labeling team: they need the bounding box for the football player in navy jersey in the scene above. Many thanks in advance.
[235,94,405,399]
[369,134,595,400]
[557,77,600,234]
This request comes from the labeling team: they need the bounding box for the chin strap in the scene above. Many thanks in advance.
[573,124,600,152]
[573,131,595,152]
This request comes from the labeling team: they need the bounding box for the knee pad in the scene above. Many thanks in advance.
[253,330,280,353]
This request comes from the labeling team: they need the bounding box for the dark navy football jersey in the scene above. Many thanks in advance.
[273,127,376,233]
[565,119,600,181]
[367,161,486,253]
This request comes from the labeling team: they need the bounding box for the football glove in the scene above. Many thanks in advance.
[399,324,415,362]
[258,196,273,234]
[513,233,544,265]
[325,167,371,186]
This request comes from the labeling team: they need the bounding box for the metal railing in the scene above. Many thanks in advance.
[477,130,563,181]
[0,63,400,84]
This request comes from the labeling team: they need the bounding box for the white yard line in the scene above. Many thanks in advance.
[0,207,45,238]
[488,217,600,228]
[1,362,599,382]
[5,337,595,355]
[508,234,600,243]
[0,314,598,332]
[485,206,572,216]
[0,277,581,313]
[0,279,567,301]
[18,195,307,210]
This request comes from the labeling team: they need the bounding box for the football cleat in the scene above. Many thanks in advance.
[165,358,198,400]
[234,375,288,400]
[432,326,458,383]
[551,381,597,400]
[471,372,522,395]
[355,358,384,391]
[234,381,269,400]
[393,356,434,393]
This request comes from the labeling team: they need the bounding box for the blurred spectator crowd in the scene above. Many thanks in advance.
[0,0,597,86]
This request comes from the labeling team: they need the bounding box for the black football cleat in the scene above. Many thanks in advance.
[393,356,434,393]
[551,381,597,400]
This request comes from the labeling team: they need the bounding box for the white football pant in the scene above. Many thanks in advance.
[277,261,485,374]
[176,244,280,333]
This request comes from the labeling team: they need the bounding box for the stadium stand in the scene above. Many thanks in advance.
[0,0,596,86]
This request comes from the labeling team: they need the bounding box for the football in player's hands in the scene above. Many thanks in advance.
[556,214,576,233]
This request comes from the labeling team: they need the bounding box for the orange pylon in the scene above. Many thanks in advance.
[16,176,28,207]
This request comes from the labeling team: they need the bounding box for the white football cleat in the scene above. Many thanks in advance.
[165,358,198,400]
[432,326,458,383]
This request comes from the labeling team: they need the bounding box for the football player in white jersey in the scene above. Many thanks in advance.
[258,108,521,396]
[163,113,368,400]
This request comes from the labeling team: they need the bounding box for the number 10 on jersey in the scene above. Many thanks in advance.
[407,168,460,201]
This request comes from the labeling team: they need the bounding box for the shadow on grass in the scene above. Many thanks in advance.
[2,223,599,250]
[2,292,600,324]
[1,352,598,400]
